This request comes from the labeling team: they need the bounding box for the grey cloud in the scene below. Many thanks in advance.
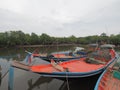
[0,0,120,37]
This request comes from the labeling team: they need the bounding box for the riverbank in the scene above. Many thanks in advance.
[16,44,82,48]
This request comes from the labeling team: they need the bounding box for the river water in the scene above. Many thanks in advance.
[0,46,101,90]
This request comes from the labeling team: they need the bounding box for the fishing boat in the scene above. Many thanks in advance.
[11,47,119,78]
[29,47,87,61]
[47,52,86,61]
[94,55,120,90]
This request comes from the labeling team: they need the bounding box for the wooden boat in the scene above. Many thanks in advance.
[11,49,119,78]
[28,48,87,61]
[47,52,86,61]
[94,55,120,90]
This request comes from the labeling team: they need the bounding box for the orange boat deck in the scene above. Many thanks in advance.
[30,58,106,73]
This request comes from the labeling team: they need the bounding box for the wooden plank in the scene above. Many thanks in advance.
[11,60,30,70]
[51,60,65,72]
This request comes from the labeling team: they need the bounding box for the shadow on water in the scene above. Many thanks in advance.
[25,72,101,90]
[59,74,101,90]
[26,74,101,90]
[27,76,53,90]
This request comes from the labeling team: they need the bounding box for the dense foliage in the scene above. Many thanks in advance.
[0,31,120,47]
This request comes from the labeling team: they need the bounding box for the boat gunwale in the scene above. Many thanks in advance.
[94,54,120,90]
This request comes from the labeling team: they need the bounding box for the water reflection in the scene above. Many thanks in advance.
[27,76,53,90]
[0,66,2,87]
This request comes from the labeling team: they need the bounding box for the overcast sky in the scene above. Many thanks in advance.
[0,0,120,37]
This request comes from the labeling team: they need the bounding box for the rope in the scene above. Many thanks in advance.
[65,71,70,90]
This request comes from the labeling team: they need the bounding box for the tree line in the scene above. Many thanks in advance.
[0,30,120,48]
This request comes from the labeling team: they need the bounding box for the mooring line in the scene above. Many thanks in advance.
[66,72,70,90]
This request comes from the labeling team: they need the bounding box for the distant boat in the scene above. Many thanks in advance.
[51,46,85,55]
[94,55,120,90]
[100,44,115,49]
[11,48,119,78]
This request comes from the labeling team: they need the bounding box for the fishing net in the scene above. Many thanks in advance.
[84,57,106,64]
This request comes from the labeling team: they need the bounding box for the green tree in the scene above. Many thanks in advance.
[30,33,39,45]
[39,33,53,45]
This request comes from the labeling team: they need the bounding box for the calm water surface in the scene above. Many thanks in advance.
[0,46,101,90]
